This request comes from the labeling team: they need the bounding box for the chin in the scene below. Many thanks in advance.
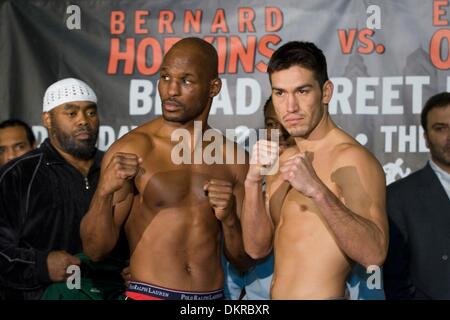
[287,129,308,138]
[162,114,182,122]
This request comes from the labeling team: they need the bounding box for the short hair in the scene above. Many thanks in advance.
[421,92,450,132]
[0,119,36,146]
[268,41,329,89]
[263,96,273,115]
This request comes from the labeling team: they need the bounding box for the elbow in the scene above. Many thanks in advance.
[82,244,107,262]
[361,256,385,270]
[80,220,111,262]
[360,245,388,269]
[360,228,389,268]
[81,237,109,262]
[242,229,274,260]
[244,243,272,261]
[248,252,267,260]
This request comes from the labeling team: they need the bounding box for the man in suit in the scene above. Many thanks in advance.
[384,92,450,299]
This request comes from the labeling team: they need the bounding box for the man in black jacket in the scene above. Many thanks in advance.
[384,92,450,299]
[0,78,102,299]
[0,119,36,167]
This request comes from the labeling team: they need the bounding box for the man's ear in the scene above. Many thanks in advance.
[209,78,222,98]
[42,112,51,130]
[322,80,334,104]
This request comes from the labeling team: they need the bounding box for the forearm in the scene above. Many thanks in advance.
[313,186,387,267]
[241,180,274,259]
[221,213,254,272]
[80,191,119,261]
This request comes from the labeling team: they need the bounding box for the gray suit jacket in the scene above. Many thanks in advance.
[384,163,450,299]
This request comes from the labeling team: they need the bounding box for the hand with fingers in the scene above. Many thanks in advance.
[47,250,81,282]
[279,153,323,198]
[204,179,235,222]
[99,152,143,196]
[247,139,279,182]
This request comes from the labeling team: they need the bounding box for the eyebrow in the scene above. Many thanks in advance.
[63,104,80,110]
[272,84,313,92]
[431,122,448,127]
[160,67,196,78]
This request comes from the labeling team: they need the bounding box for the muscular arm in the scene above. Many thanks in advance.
[283,147,388,268]
[80,140,141,262]
[241,140,279,259]
[312,185,387,268]
[241,179,274,260]
[221,163,254,271]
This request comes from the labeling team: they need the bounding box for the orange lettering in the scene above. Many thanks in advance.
[265,7,283,32]
[158,10,175,33]
[183,10,202,33]
[136,38,162,75]
[204,36,227,74]
[211,9,229,33]
[135,10,149,34]
[108,38,135,74]
[337,29,357,54]
[256,34,282,72]
[357,28,375,54]
[430,29,450,69]
[110,11,125,35]
[238,8,255,32]
[228,36,256,73]
[433,0,449,26]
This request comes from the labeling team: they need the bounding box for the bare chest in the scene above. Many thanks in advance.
[135,151,234,210]
[269,157,342,226]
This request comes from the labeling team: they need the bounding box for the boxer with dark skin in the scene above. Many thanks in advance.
[80,38,251,299]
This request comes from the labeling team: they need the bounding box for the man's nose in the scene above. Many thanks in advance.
[77,112,89,126]
[168,79,181,97]
[6,148,17,162]
[287,95,299,113]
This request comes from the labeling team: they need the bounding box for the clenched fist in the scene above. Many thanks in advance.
[280,153,322,198]
[204,179,235,222]
[99,152,142,196]
[247,139,279,182]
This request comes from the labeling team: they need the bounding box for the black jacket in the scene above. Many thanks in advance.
[384,163,450,299]
[0,139,103,299]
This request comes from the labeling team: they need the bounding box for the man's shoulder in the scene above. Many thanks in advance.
[214,137,248,183]
[108,124,154,156]
[387,165,428,193]
[332,141,381,170]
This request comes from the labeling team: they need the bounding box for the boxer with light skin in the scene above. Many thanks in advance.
[241,41,388,299]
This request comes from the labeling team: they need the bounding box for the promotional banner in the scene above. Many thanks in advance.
[1,0,449,183]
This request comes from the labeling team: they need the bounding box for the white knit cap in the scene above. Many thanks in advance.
[43,78,97,112]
